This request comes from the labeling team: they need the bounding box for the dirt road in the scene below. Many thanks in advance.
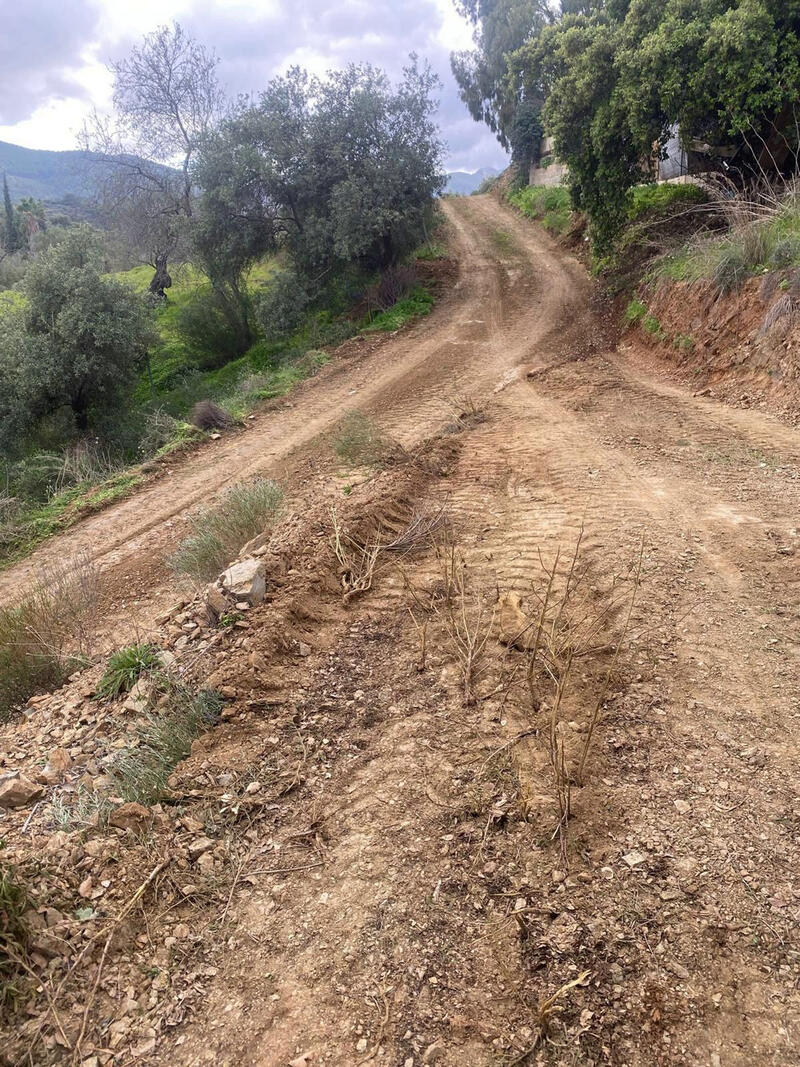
[4,197,800,1064]
[0,195,586,633]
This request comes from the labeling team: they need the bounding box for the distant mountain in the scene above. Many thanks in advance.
[0,141,175,224]
[444,167,499,196]
[0,140,108,203]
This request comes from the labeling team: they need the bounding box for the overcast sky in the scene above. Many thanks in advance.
[0,0,508,173]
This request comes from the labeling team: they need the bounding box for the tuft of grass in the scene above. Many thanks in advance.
[169,479,283,583]
[672,332,695,351]
[0,863,29,1011]
[490,229,516,255]
[362,287,434,332]
[50,787,111,831]
[624,298,647,326]
[642,313,665,338]
[110,683,223,805]
[415,241,448,260]
[0,555,97,721]
[98,643,162,700]
[333,411,396,467]
[507,185,572,235]
[654,192,800,289]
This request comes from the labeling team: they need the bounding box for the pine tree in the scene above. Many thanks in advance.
[3,173,18,253]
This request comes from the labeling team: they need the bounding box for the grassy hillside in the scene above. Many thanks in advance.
[0,140,176,213]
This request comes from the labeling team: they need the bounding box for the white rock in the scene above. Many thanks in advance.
[220,558,266,605]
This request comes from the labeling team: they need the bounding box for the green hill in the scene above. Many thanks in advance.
[0,140,104,202]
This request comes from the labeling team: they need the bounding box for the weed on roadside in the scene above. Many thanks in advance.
[333,411,399,467]
[169,479,283,583]
[0,554,97,721]
[111,683,223,805]
[624,298,647,326]
[98,643,162,699]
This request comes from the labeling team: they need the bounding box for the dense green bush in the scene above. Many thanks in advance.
[507,185,572,235]
[176,285,249,369]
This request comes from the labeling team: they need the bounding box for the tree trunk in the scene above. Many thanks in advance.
[149,254,173,300]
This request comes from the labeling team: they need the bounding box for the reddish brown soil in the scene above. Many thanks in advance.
[1,197,799,1067]
[628,276,800,422]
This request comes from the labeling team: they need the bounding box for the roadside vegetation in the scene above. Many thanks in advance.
[0,28,447,567]
[169,479,283,583]
[0,555,97,721]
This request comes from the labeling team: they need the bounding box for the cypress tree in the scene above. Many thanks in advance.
[3,173,17,253]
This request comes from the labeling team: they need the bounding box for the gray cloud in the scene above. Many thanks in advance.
[1,0,507,171]
[0,0,101,124]
[181,0,507,171]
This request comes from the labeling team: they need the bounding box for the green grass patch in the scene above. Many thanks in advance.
[629,182,707,221]
[362,287,434,332]
[624,298,647,326]
[654,196,800,289]
[415,241,448,261]
[506,185,572,235]
[98,643,162,699]
[0,471,143,567]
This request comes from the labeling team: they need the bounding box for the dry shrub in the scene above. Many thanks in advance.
[331,507,447,603]
[0,553,98,721]
[332,410,402,467]
[53,440,120,493]
[761,293,798,335]
[366,264,418,312]
[405,531,495,706]
[169,479,283,583]
[190,400,235,431]
[505,531,642,860]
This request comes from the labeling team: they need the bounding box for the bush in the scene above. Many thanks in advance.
[365,265,418,312]
[98,643,162,699]
[333,410,396,466]
[0,555,97,721]
[256,270,310,338]
[176,286,247,369]
[190,400,236,431]
[770,236,800,269]
[110,683,223,804]
[169,478,283,582]
[642,313,664,337]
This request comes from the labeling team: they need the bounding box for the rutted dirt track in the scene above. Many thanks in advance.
[0,195,586,634]
[4,196,800,1065]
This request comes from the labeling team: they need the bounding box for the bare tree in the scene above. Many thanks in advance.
[82,23,224,298]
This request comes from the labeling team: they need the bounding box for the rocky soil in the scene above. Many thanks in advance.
[1,196,799,1066]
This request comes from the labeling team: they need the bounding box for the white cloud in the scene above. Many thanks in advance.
[0,0,508,170]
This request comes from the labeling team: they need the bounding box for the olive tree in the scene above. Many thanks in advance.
[14,227,155,436]
[191,58,444,354]
[83,23,224,297]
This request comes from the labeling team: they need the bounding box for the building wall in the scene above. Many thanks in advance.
[529,136,569,187]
